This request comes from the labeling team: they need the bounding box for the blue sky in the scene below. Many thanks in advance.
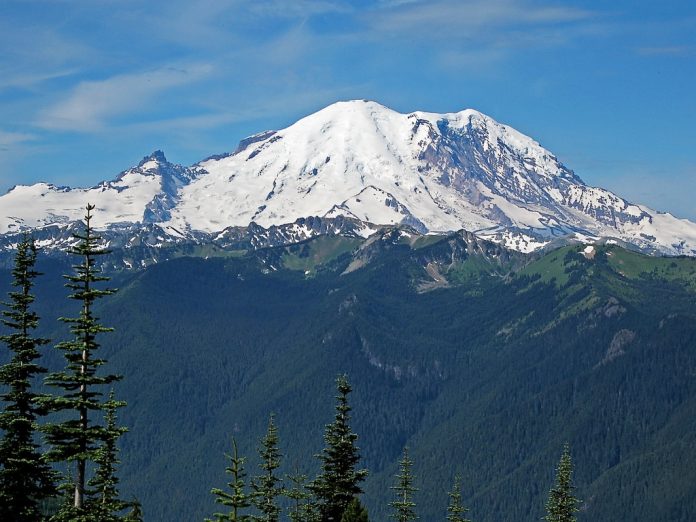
[1,0,694,219]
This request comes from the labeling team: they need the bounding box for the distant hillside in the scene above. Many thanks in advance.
[1,237,695,521]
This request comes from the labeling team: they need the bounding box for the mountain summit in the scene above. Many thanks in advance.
[1,100,695,255]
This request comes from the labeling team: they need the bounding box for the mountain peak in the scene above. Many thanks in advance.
[138,150,168,169]
[327,99,389,109]
[301,99,396,123]
[168,100,696,255]
[2,100,695,255]
[320,99,486,123]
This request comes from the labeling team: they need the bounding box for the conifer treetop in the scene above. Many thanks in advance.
[446,475,471,522]
[311,374,368,522]
[389,447,418,522]
[0,234,57,521]
[251,414,283,522]
[207,437,253,522]
[544,443,580,522]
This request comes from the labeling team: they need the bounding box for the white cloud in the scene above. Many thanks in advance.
[0,69,77,91]
[350,0,599,72]
[367,0,592,36]
[37,64,213,132]
[0,130,36,150]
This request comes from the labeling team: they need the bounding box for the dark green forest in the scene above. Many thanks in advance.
[1,226,696,521]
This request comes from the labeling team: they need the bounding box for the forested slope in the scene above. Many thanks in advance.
[1,236,695,521]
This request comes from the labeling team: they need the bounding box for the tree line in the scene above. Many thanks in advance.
[204,375,579,522]
[0,205,580,521]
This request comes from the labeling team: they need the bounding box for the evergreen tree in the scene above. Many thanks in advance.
[51,474,88,522]
[124,501,143,522]
[40,204,122,510]
[207,437,252,522]
[544,444,580,522]
[87,389,130,521]
[446,475,471,522]
[310,375,368,521]
[389,447,417,522]
[340,497,369,522]
[0,235,57,521]
[285,467,316,522]
[251,414,283,522]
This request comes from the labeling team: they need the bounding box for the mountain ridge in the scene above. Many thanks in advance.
[1,99,695,257]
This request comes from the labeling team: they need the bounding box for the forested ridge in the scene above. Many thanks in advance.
[1,214,696,521]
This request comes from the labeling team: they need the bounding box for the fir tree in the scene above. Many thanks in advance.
[251,414,283,522]
[389,447,417,522]
[446,475,471,522]
[310,374,368,522]
[300,499,322,522]
[0,235,57,521]
[285,467,316,522]
[124,501,143,522]
[340,497,369,522]
[50,470,112,522]
[51,474,87,522]
[87,389,130,521]
[544,444,580,522]
[207,437,252,522]
[40,204,122,510]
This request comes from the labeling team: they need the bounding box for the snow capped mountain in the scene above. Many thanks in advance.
[0,151,204,234]
[1,100,696,257]
[165,100,696,254]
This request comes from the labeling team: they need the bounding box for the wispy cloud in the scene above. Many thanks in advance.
[37,64,213,132]
[376,0,423,7]
[248,0,349,18]
[124,82,368,136]
[636,45,693,56]
[116,0,348,54]
[356,0,598,72]
[0,130,36,150]
[367,0,592,36]
[0,69,77,91]
[0,20,91,91]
